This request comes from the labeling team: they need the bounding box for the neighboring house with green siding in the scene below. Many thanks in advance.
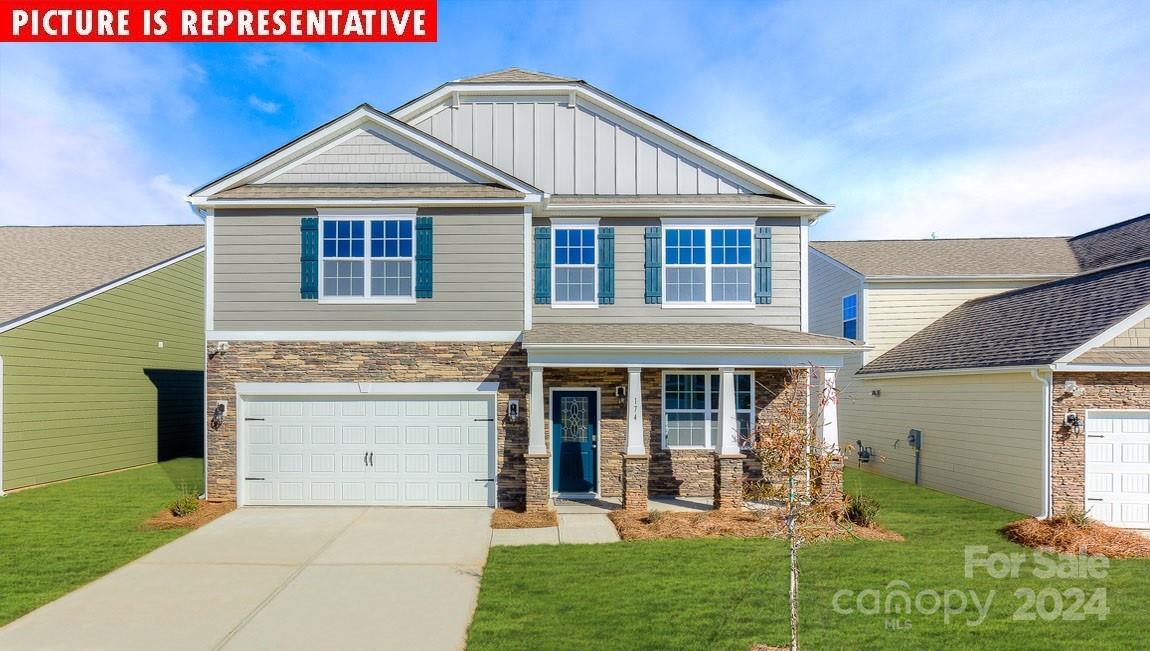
[0,226,204,493]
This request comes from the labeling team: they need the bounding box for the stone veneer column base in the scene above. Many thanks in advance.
[621,455,650,512]
[524,453,552,512]
[714,454,745,510]
[818,454,845,504]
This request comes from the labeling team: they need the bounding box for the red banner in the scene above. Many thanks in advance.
[1,0,437,41]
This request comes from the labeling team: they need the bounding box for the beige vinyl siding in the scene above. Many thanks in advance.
[1102,316,1150,348]
[808,249,863,339]
[1,254,204,491]
[863,280,1049,360]
[412,97,756,195]
[212,208,524,331]
[533,217,801,327]
[844,372,1045,516]
[257,129,473,185]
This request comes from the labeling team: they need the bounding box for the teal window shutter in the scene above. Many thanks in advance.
[644,226,662,304]
[415,216,433,298]
[534,227,551,304]
[755,226,772,304]
[597,226,615,304]
[300,217,319,299]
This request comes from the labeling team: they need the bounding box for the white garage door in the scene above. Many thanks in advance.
[241,395,496,506]
[1084,410,1150,528]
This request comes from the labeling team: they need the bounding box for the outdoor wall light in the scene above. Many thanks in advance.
[1065,412,1083,434]
[210,401,227,431]
[507,399,520,422]
[209,341,230,359]
[1062,379,1085,397]
[615,385,627,406]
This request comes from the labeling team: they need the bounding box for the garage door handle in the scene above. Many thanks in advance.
[369,452,374,466]
[1086,435,1104,438]
[474,478,495,482]
[475,418,494,422]
[244,418,265,421]
[1087,498,1103,502]
[363,452,369,466]
[245,477,266,481]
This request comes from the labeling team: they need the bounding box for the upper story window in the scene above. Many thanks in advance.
[663,372,754,448]
[664,226,753,304]
[842,293,858,339]
[321,217,414,301]
[553,226,597,305]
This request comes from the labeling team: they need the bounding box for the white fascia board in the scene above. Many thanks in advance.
[236,381,499,396]
[187,107,541,200]
[857,364,1052,380]
[207,330,523,342]
[395,84,821,205]
[543,203,830,217]
[190,197,543,209]
[1053,363,1150,372]
[1056,301,1150,364]
[0,247,206,335]
[660,216,758,226]
[526,349,849,369]
[865,274,1073,284]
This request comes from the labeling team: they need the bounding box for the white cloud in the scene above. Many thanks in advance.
[0,45,202,226]
[247,94,281,114]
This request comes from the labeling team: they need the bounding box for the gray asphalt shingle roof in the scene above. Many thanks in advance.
[859,259,1150,375]
[0,225,203,327]
[811,237,1081,277]
[1068,213,1150,271]
[523,323,860,348]
[458,67,576,83]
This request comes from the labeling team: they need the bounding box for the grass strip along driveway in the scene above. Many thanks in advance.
[468,469,1150,650]
[0,458,203,626]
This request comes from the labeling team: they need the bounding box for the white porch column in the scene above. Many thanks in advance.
[818,368,839,450]
[528,366,547,455]
[716,366,740,455]
[625,367,645,455]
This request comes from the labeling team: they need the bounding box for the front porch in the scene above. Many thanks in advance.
[520,324,856,512]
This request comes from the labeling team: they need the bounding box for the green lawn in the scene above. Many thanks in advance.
[0,458,204,625]
[468,469,1150,650]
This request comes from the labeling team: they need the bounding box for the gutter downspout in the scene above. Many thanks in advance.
[1030,368,1053,519]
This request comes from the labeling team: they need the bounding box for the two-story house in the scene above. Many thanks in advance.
[188,68,859,512]
[810,214,1150,528]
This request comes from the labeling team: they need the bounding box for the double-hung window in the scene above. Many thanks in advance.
[663,372,754,448]
[664,225,753,304]
[321,216,414,301]
[842,293,858,339]
[553,225,597,304]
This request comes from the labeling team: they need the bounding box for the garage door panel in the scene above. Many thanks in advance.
[1085,410,1150,528]
[242,394,495,506]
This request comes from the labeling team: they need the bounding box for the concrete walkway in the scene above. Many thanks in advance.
[0,507,492,651]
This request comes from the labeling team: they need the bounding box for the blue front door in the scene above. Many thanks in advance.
[553,390,598,493]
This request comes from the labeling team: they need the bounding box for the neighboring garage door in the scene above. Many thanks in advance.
[1085,410,1150,528]
[241,395,496,506]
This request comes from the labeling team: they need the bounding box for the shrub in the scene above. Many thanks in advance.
[844,493,880,527]
[168,493,201,518]
[1058,505,1093,529]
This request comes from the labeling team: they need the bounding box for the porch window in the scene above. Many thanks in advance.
[664,226,753,304]
[321,217,414,301]
[663,372,754,448]
[553,227,597,304]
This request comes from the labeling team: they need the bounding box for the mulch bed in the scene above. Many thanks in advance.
[142,500,235,531]
[1000,516,1150,559]
[608,509,903,542]
[491,508,559,529]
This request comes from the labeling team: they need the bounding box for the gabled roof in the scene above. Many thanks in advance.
[811,237,1080,278]
[859,259,1150,375]
[0,225,203,329]
[188,104,541,201]
[1068,212,1150,272]
[210,183,523,200]
[459,67,576,83]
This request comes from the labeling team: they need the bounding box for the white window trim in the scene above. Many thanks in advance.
[661,223,755,307]
[550,219,599,307]
[318,213,418,304]
[842,293,858,339]
[660,370,754,450]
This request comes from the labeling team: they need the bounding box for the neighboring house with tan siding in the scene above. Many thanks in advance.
[0,226,204,493]
[187,68,860,512]
[810,213,1150,527]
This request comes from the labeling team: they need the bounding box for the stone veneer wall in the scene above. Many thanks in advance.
[1051,372,1150,512]
[205,341,529,505]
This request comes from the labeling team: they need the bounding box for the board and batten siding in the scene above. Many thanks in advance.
[412,97,755,196]
[212,208,524,331]
[1102,316,1150,348]
[533,217,802,327]
[846,372,1046,516]
[0,253,205,491]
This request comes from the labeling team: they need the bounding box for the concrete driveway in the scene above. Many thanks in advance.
[0,507,492,651]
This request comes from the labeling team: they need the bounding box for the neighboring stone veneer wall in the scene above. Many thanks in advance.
[205,341,529,505]
[1051,372,1150,512]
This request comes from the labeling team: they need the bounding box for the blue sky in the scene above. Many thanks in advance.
[1,0,1148,240]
